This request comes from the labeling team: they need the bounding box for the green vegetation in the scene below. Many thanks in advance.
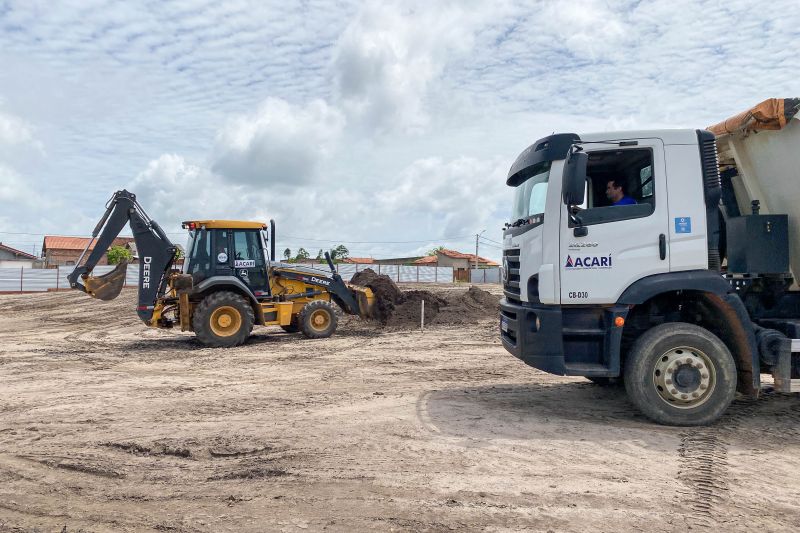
[107,245,133,265]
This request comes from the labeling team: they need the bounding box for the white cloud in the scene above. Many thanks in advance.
[0,108,44,157]
[331,1,484,134]
[375,156,507,237]
[211,98,345,187]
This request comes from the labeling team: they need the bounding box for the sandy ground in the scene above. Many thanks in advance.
[1,287,799,532]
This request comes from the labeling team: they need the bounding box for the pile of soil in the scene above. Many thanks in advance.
[350,269,500,328]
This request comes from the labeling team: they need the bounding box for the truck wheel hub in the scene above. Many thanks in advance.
[652,347,715,409]
[210,306,242,337]
[310,309,330,330]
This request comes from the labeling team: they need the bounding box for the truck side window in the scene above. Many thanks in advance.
[573,148,655,226]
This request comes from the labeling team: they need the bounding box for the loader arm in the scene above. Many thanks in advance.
[67,190,176,324]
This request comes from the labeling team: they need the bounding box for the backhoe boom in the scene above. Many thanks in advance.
[67,190,176,323]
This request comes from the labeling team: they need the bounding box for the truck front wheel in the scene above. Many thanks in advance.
[298,300,338,339]
[624,322,737,426]
[192,291,254,347]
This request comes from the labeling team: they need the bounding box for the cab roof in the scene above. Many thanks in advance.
[181,220,266,230]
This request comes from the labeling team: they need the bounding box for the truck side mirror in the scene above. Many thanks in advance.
[562,150,587,206]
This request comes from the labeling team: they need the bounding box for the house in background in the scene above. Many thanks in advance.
[342,257,376,265]
[42,236,135,268]
[414,249,499,281]
[0,243,38,268]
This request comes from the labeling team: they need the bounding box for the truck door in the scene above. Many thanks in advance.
[231,229,269,295]
[559,139,670,304]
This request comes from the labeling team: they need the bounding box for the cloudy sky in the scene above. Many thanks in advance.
[0,0,797,261]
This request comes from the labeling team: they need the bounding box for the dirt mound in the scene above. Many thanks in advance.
[350,268,403,323]
[350,269,499,328]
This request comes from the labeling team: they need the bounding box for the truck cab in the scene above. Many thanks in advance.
[500,103,800,425]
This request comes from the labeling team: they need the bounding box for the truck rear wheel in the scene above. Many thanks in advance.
[624,322,736,426]
[299,300,337,339]
[192,291,254,347]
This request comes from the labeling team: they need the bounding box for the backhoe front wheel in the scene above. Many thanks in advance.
[624,322,737,426]
[193,291,254,347]
[298,300,338,339]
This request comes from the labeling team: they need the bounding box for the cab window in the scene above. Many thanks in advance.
[574,148,655,226]
[232,230,265,266]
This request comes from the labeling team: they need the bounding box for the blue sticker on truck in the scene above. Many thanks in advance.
[674,217,692,234]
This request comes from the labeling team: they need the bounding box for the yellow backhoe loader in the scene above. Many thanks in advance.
[68,190,375,347]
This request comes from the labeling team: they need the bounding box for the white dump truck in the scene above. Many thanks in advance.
[500,98,800,425]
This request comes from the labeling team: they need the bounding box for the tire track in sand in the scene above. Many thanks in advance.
[675,399,759,529]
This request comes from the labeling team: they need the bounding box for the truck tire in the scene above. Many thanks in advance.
[298,300,337,339]
[624,322,736,426]
[192,291,254,347]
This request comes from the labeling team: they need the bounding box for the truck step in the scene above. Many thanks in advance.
[564,362,612,376]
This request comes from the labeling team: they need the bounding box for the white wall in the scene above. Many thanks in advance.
[0,260,34,268]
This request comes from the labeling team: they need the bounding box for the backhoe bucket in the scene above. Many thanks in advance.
[84,260,128,301]
[354,287,377,319]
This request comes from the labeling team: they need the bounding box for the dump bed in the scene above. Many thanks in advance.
[709,98,800,281]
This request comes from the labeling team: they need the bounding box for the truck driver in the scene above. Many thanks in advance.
[606,179,637,206]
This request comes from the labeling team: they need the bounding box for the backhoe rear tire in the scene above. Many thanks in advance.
[192,291,254,348]
[624,322,736,426]
[299,300,338,339]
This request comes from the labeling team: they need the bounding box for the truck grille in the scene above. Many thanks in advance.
[503,249,521,304]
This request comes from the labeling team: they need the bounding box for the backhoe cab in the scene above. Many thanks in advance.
[69,190,376,347]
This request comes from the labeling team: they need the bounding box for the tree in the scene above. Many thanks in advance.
[329,244,349,261]
[295,247,310,261]
[316,249,324,261]
[426,245,445,256]
[107,245,133,265]
[283,248,292,261]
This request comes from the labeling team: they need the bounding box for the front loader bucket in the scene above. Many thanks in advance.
[84,260,128,301]
[354,287,377,319]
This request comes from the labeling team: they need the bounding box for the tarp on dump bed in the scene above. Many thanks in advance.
[708,97,800,137]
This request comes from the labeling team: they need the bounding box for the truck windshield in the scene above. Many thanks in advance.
[511,162,551,221]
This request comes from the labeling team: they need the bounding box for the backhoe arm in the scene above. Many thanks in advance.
[68,190,176,323]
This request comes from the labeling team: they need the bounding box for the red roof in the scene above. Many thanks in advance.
[414,255,438,264]
[414,248,499,266]
[43,236,135,252]
[0,242,37,260]
[343,257,375,264]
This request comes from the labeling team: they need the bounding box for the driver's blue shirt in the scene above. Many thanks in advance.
[613,196,637,206]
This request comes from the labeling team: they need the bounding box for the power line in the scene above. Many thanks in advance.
[479,236,503,245]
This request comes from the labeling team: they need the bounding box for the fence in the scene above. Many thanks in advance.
[335,263,453,283]
[0,265,138,293]
[469,267,501,284]
[0,263,456,293]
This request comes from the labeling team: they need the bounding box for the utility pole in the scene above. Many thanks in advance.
[475,229,485,271]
